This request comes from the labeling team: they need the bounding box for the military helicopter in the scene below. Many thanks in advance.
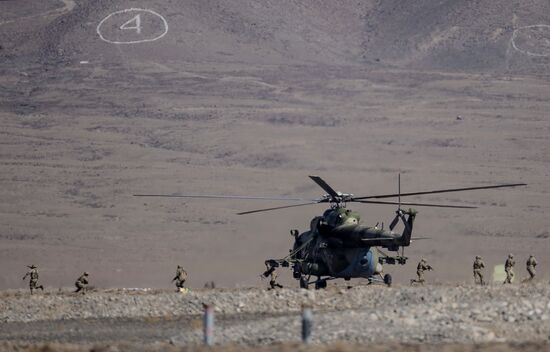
[135,175,526,289]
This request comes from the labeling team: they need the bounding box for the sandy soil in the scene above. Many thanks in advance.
[1,0,549,292]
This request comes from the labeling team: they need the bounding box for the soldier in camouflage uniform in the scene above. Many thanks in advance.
[525,255,538,281]
[410,258,433,285]
[172,265,188,291]
[22,264,44,294]
[262,262,283,290]
[74,272,89,294]
[268,269,283,290]
[503,254,515,284]
[473,256,485,285]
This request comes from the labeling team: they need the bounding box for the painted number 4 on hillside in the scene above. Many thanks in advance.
[120,14,141,34]
[96,8,168,44]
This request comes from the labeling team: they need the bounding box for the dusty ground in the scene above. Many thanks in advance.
[1,285,550,350]
[1,1,550,349]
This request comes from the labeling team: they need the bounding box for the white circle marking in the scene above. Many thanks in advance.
[96,8,168,44]
[511,24,550,57]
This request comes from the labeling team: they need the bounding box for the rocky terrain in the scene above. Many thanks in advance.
[1,284,550,351]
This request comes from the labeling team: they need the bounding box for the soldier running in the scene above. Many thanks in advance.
[262,262,283,290]
[74,272,89,294]
[503,254,515,284]
[22,264,44,294]
[473,255,485,285]
[525,255,538,281]
[268,269,283,290]
[410,258,433,285]
[172,265,188,291]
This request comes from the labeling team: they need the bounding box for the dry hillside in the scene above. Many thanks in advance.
[0,0,549,290]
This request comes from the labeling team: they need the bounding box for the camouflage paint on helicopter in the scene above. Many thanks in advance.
[282,205,415,288]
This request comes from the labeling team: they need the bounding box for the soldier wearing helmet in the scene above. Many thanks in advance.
[525,255,538,281]
[262,262,283,290]
[410,258,433,286]
[74,272,89,294]
[473,256,485,285]
[503,254,515,284]
[268,269,283,290]
[172,265,188,291]
[22,264,44,294]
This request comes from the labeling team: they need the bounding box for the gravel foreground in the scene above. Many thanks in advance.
[1,284,550,351]
[2,342,550,352]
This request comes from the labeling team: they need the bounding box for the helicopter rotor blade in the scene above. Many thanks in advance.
[353,183,526,200]
[237,202,320,215]
[133,194,318,202]
[355,200,477,209]
[309,175,339,198]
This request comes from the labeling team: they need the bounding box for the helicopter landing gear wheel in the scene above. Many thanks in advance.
[299,276,309,289]
[315,279,327,290]
[383,274,392,287]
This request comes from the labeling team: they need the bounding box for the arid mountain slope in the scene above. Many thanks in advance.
[2,0,550,72]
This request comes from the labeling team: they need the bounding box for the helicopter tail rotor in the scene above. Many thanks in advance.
[389,213,400,231]
[404,208,417,246]
[395,208,416,246]
[388,174,420,243]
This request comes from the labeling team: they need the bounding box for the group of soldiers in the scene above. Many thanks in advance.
[21,254,539,293]
[22,265,89,294]
[22,264,190,294]
[501,253,538,284]
[22,265,190,294]
[411,254,538,285]
[173,263,283,291]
